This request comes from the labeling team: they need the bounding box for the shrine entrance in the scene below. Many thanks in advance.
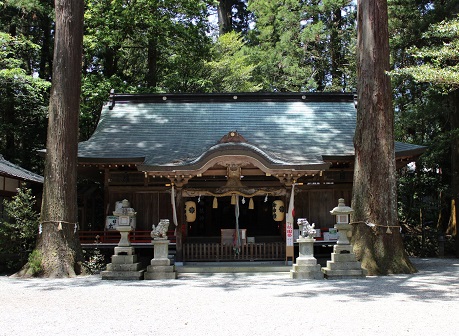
[186,196,281,238]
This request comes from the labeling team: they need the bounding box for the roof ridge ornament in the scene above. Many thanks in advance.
[219,131,247,144]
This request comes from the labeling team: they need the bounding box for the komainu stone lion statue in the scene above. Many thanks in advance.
[151,219,170,239]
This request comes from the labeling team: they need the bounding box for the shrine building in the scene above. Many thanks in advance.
[76,91,425,263]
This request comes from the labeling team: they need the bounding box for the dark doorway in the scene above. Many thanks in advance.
[187,196,281,237]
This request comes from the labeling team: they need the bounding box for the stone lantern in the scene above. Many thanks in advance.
[322,198,366,279]
[330,198,353,248]
[101,200,143,280]
[113,199,136,249]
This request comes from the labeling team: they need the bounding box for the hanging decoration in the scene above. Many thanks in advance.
[264,194,268,202]
[249,198,254,210]
[242,197,246,204]
[231,194,237,205]
[185,201,197,222]
[234,195,241,254]
[170,184,178,227]
[213,197,218,209]
[272,200,285,222]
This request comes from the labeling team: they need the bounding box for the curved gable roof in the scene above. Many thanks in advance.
[77,92,425,171]
[78,93,356,169]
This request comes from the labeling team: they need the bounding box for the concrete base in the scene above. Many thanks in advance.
[143,239,177,280]
[322,244,366,279]
[290,238,324,280]
[101,249,144,280]
[144,264,177,280]
[290,257,324,280]
[101,270,144,280]
[114,246,135,255]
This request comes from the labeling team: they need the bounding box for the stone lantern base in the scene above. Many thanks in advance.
[290,237,323,280]
[321,244,367,279]
[144,239,177,280]
[101,246,144,280]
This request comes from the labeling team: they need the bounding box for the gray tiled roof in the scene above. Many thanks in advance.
[0,155,44,183]
[77,93,425,169]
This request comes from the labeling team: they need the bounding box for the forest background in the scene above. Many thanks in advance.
[1,0,459,256]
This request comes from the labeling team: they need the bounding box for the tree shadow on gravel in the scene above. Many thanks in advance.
[3,258,457,303]
[279,258,459,302]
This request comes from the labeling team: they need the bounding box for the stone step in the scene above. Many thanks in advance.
[111,254,138,264]
[325,261,363,270]
[322,268,366,279]
[146,265,175,273]
[106,262,142,272]
[176,262,291,273]
[144,272,177,280]
[331,253,358,262]
[101,270,144,280]
[292,264,321,273]
[290,269,324,280]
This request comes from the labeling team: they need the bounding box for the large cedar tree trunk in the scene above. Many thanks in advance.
[218,0,233,35]
[17,0,86,277]
[351,0,416,275]
[448,89,459,256]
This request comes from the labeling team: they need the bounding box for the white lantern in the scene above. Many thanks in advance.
[272,200,285,222]
[185,201,197,222]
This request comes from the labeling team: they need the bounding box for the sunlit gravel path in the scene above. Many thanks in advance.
[1,258,458,336]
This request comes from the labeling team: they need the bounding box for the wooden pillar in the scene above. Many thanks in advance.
[175,187,184,262]
[103,168,110,217]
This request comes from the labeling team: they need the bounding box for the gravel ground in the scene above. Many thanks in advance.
[0,258,458,336]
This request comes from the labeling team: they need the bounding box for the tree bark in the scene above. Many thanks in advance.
[352,0,416,275]
[448,89,459,256]
[218,0,233,35]
[330,8,343,89]
[147,38,158,88]
[17,0,85,277]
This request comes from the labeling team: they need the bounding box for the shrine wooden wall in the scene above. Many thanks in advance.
[103,184,352,234]
[295,186,353,229]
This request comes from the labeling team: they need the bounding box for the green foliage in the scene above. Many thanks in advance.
[27,249,42,275]
[0,186,39,271]
[0,186,39,255]
[391,13,459,91]
[204,31,261,92]
[82,248,106,274]
[83,0,211,92]
[0,32,50,171]
[248,0,356,92]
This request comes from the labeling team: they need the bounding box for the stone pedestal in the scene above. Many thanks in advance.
[321,224,366,279]
[144,239,177,280]
[101,227,143,280]
[290,237,323,280]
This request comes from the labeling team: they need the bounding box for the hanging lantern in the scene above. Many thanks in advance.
[249,198,254,210]
[272,200,285,222]
[213,197,218,209]
[231,194,237,205]
[185,201,196,222]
